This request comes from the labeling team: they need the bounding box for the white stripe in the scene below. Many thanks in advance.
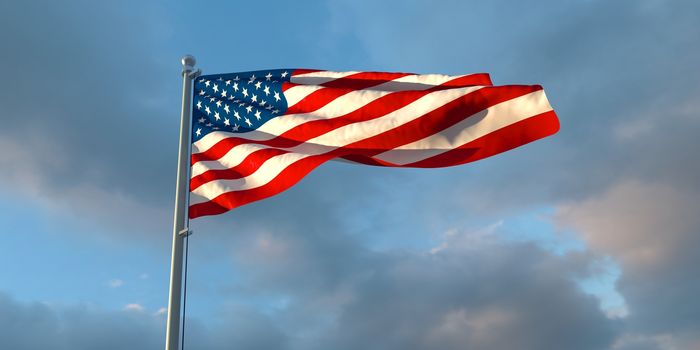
[190,86,484,204]
[372,73,471,91]
[367,74,464,92]
[282,84,325,109]
[373,90,552,165]
[289,71,359,85]
[190,151,311,205]
[290,71,483,92]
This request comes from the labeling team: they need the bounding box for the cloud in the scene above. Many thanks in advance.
[107,279,124,288]
[0,0,177,236]
[123,303,144,312]
[187,214,619,350]
[555,180,700,346]
[0,291,290,350]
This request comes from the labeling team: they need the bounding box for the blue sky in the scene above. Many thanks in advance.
[1,1,699,349]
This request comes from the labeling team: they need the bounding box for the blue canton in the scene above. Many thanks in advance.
[191,69,292,142]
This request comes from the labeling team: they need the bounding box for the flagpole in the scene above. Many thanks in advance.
[166,55,201,350]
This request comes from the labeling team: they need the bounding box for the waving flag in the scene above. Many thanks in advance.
[188,69,559,218]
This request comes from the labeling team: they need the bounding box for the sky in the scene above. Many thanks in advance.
[1,0,699,349]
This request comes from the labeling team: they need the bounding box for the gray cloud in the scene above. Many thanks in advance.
[0,0,180,235]
[0,292,163,350]
[556,180,700,347]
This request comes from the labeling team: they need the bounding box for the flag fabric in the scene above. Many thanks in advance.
[188,69,559,219]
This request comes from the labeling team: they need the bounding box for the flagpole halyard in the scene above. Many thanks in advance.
[165,55,200,350]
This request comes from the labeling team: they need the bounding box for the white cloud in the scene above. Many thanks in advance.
[107,279,124,288]
[123,303,144,312]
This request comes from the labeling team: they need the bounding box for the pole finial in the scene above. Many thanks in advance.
[181,55,196,74]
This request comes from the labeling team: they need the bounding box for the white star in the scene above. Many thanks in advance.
[254,81,262,89]
[242,88,249,97]
[214,112,220,120]
[212,84,219,93]
[274,91,281,102]
[215,100,222,108]
[245,105,253,113]
[265,72,272,81]
[263,85,270,96]
[205,106,211,115]
[199,90,205,96]
[198,117,205,123]
[209,97,216,102]
[206,122,213,127]
[221,90,227,97]
[225,80,231,86]
[204,80,211,87]
[272,109,279,114]
[238,102,245,107]
[259,100,266,107]
[234,76,240,81]
[224,118,230,126]
[198,78,206,83]
[254,110,261,120]
[213,126,219,130]
[248,75,256,84]
[232,124,239,131]
[251,94,258,102]
[232,82,239,91]
[224,105,230,114]
[245,118,252,127]
[196,101,202,109]
[234,111,241,120]
[281,71,288,78]
[195,128,202,136]
[265,105,273,110]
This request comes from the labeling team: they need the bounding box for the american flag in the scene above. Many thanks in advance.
[188,69,559,218]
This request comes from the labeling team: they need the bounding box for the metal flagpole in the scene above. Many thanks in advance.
[166,55,201,350]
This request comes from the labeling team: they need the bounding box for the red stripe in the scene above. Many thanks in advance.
[190,85,538,189]
[291,69,324,76]
[285,86,355,115]
[442,73,492,87]
[321,72,413,88]
[190,148,291,190]
[190,155,328,218]
[403,110,559,168]
[339,154,387,166]
[286,72,413,114]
